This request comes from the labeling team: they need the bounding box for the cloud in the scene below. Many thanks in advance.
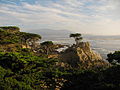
[0,0,120,35]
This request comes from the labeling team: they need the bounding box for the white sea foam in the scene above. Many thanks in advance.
[41,35,120,59]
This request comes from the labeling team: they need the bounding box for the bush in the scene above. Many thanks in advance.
[107,51,120,64]
[0,26,20,31]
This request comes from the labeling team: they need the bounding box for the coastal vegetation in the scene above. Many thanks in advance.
[41,41,54,55]
[0,26,120,90]
[70,33,83,45]
[107,51,120,64]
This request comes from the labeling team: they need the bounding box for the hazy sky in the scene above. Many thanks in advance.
[0,0,120,35]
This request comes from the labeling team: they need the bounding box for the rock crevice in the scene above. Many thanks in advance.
[59,42,109,69]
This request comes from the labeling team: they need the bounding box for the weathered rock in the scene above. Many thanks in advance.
[59,42,109,69]
[76,42,102,61]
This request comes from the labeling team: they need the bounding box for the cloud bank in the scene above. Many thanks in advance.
[0,0,120,35]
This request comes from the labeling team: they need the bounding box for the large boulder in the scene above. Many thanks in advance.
[59,42,109,69]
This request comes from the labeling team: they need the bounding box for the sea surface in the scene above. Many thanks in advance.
[28,29,120,59]
[41,34,120,59]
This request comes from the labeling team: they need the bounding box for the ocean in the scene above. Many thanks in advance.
[28,29,120,59]
[41,34,120,59]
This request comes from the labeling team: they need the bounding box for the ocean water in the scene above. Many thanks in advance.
[41,35,120,59]
[85,36,120,59]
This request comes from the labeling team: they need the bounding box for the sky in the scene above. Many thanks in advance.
[0,0,120,35]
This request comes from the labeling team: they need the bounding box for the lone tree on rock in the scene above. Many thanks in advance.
[70,33,83,45]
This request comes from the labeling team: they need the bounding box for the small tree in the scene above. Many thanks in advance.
[19,32,41,49]
[107,51,120,64]
[70,33,83,45]
[41,41,54,55]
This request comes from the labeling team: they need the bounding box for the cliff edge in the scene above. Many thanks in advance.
[59,42,109,69]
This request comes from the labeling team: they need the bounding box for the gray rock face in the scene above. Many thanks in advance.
[76,42,102,61]
[59,42,109,69]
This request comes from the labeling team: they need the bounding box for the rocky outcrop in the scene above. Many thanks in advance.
[59,42,109,69]
[76,42,102,61]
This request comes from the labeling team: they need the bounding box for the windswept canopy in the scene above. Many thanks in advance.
[41,41,53,46]
[19,32,41,40]
[19,32,42,49]
[0,26,20,32]
[70,33,83,45]
[70,33,82,38]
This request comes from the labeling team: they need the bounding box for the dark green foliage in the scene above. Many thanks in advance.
[102,65,120,85]
[0,26,42,52]
[19,32,41,50]
[0,26,20,31]
[70,33,82,38]
[69,33,83,45]
[0,66,8,79]
[0,28,20,44]
[0,26,120,90]
[0,77,32,90]
[0,51,62,89]
[0,48,120,90]
[41,41,54,55]
[107,51,120,64]
[0,52,28,72]
[62,70,99,90]
[0,31,41,45]
[61,65,120,90]
[41,41,53,46]
[19,32,41,40]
